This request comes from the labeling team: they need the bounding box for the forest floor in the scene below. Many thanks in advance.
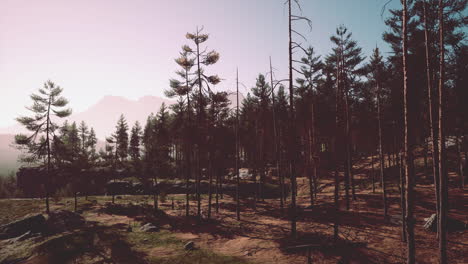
[0,159,467,264]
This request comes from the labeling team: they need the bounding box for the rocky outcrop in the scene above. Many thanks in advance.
[0,214,45,239]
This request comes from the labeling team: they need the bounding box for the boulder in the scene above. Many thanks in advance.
[140,223,159,232]
[0,214,46,239]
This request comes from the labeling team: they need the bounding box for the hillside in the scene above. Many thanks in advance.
[0,134,20,176]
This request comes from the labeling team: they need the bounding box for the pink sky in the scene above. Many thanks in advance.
[0,0,398,128]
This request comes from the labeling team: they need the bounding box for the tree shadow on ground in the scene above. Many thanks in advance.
[276,231,373,264]
[35,222,147,264]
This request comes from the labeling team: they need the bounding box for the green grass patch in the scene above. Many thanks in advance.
[0,199,43,225]
[126,229,183,250]
[149,249,250,264]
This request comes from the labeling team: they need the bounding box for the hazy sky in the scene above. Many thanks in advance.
[0,0,400,128]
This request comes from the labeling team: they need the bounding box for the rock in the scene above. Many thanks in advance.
[140,223,159,232]
[184,241,195,250]
[0,214,46,239]
[45,210,85,234]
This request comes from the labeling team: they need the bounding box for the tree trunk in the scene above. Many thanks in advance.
[437,0,447,262]
[215,168,220,213]
[400,152,407,242]
[333,167,340,242]
[371,154,376,193]
[236,68,241,220]
[333,49,342,243]
[45,97,52,214]
[288,0,298,238]
[423,0,440,227]
[269,58,285,214]
[402,1,416,262]
[185,83,192,218]
[308,128,315,207]
[208,154,213,219]
[464,150,467,188]
[153,177,158,211]
[377,82,388,219]
[424,138,429,173]
[195,29,203,221]
[456,134,463,189]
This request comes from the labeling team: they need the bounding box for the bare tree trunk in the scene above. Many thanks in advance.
[424,138,429,173]
[215,170,219,214]
[153,176,158,211]
[236,68,240,220]
[333,167,340,242]
[333,51,342,243]
[195,28,203,220]
[185,77,192,218]
[402,1,416,262]
[423,0,440,227]
[308,128,315,206]
[437,0,447,262]
[377,82,388,219]
[208,154,213,219]
[288,0,298,238]
[45,98,52,214]
[253,168,258,211]
[371,154,376,193]
[341,60,350,211]
[464,150,467,189]
[456,134,463,189]
[269,58,285,214]
[400,152,407,242]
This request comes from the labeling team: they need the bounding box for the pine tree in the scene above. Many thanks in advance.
[68,122,80,162]
[167,45,195,217]
[15,80,72,213]
[115,114,129,162]
[328,25,365,209]
[185,27,221,220]
[87,128,98,161]
[78,121,89,157]
[251,74,271,202]
[129,121,142,163]
[367,47,389,219]
[296,46,323,207]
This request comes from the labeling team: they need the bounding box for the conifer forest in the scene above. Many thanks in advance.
[0,1,467,263]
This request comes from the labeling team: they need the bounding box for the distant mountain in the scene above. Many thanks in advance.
[64,94,244,140]
[65,95,175,140]
[0,134,106,176]
[0,93,244,174]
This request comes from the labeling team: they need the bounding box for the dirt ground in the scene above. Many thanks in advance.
[1,158,467,264]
